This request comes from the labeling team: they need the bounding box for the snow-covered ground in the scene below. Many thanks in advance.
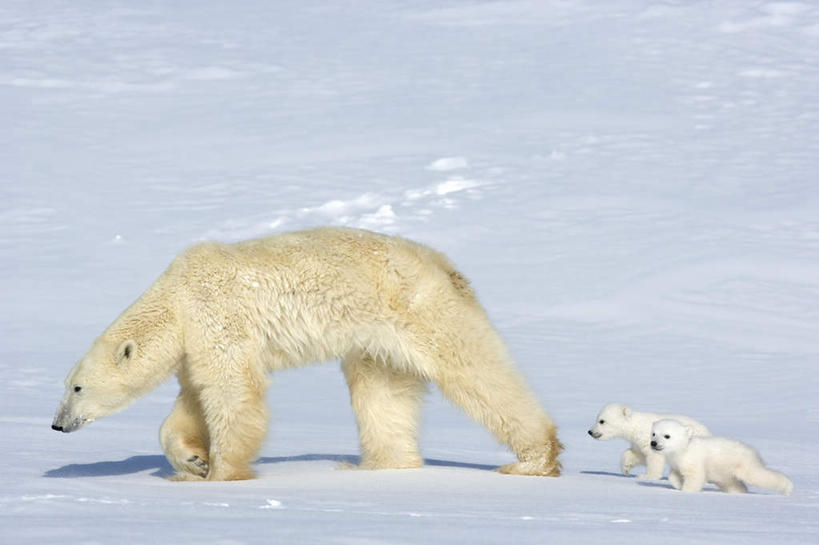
[2,1,818,543]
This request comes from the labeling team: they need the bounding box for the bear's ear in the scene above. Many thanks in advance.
[622,406,632,418]
[684,425,694,438]
[116,340,137,365]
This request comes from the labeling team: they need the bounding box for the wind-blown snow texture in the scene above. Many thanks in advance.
[2,1,818,543]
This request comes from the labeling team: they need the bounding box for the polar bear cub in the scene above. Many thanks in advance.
[588,403,710,480]
[651,419,793,495]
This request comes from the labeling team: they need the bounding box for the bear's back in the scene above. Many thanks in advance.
[177,227,478,331]
[658,414,710,437]
[236,227,476,302]
[693,436,760,470]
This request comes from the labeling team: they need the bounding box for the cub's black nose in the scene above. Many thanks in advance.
[587,430,594,436]
[52,424,63,432]
[650,440,657,448]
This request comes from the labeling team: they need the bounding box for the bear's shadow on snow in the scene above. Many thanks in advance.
[44,455,176,479]
[579,470,635,478]
[579,471,677,489]
[44,454,497,479]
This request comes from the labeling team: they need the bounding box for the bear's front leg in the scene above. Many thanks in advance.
[621,448,644,476]
[637,451,665,480]
[160,379,211,481]
[668,469,683,490]
[679,468,706,493]
[197,378,268,482]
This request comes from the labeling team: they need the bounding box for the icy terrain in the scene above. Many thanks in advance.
[2,1,818,543]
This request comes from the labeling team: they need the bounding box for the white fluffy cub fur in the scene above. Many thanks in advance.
[588,403,710,480]
[651,419,793,495]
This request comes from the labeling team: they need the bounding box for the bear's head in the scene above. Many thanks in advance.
[52,299,182,433]
[587,403,632,440]
[650,419,692,454]
[52,335,140,433]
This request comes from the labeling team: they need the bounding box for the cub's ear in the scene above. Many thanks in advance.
[684,425,694,438]
[622,406,632,418]
[116,340,137,364]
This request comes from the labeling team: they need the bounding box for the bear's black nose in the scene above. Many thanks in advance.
[51,424,63,432]
[587,430,593,436]
[650,440,657,448]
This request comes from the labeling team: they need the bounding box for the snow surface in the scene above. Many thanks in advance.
[2,1,818,543]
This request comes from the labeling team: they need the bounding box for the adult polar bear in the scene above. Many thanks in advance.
[52,227,562,481]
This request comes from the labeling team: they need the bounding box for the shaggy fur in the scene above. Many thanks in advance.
[588,403,709,480]
[651,419,792,495]
[52,227,562,481]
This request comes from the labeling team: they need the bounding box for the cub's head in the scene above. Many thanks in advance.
[51,336,138,433]
[650,419,692,454]
[588,403,632,440]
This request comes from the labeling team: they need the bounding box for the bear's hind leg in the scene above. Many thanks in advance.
[420,326,562,476]
[736,464,793,496]
[342,349,426,470]
[160,374,211,481]
[716,477,748,494]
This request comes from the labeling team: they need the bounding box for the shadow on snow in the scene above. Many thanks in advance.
[44,454,498,479]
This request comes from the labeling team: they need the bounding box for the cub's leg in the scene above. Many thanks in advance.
[736,463,793,496]
[159,369,211,481]
[668,469,683,490]
[621,447,644,475]
[189,348,269,481]
[342,349,427,470]
[638,450,666,480]
[716,477,748,494]
[680,468,706,492]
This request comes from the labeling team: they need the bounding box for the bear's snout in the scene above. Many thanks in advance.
[52,406,88,433]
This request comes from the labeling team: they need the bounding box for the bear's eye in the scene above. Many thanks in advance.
[74,385,82,393]
[599,420,605,425]
[664,434,670,439]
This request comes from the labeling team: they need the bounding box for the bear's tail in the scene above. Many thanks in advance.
[419,246,477,301]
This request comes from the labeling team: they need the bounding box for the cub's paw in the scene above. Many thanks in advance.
[668,472,682,489]
[781,481,793,496]
[636,473,662,481]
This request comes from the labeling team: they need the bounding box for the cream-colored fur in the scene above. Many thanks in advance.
[651,419,793,495]
[53,227,562,481]
[588,403,710,480]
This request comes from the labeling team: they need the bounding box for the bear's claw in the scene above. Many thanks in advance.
[185,455,209,477]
